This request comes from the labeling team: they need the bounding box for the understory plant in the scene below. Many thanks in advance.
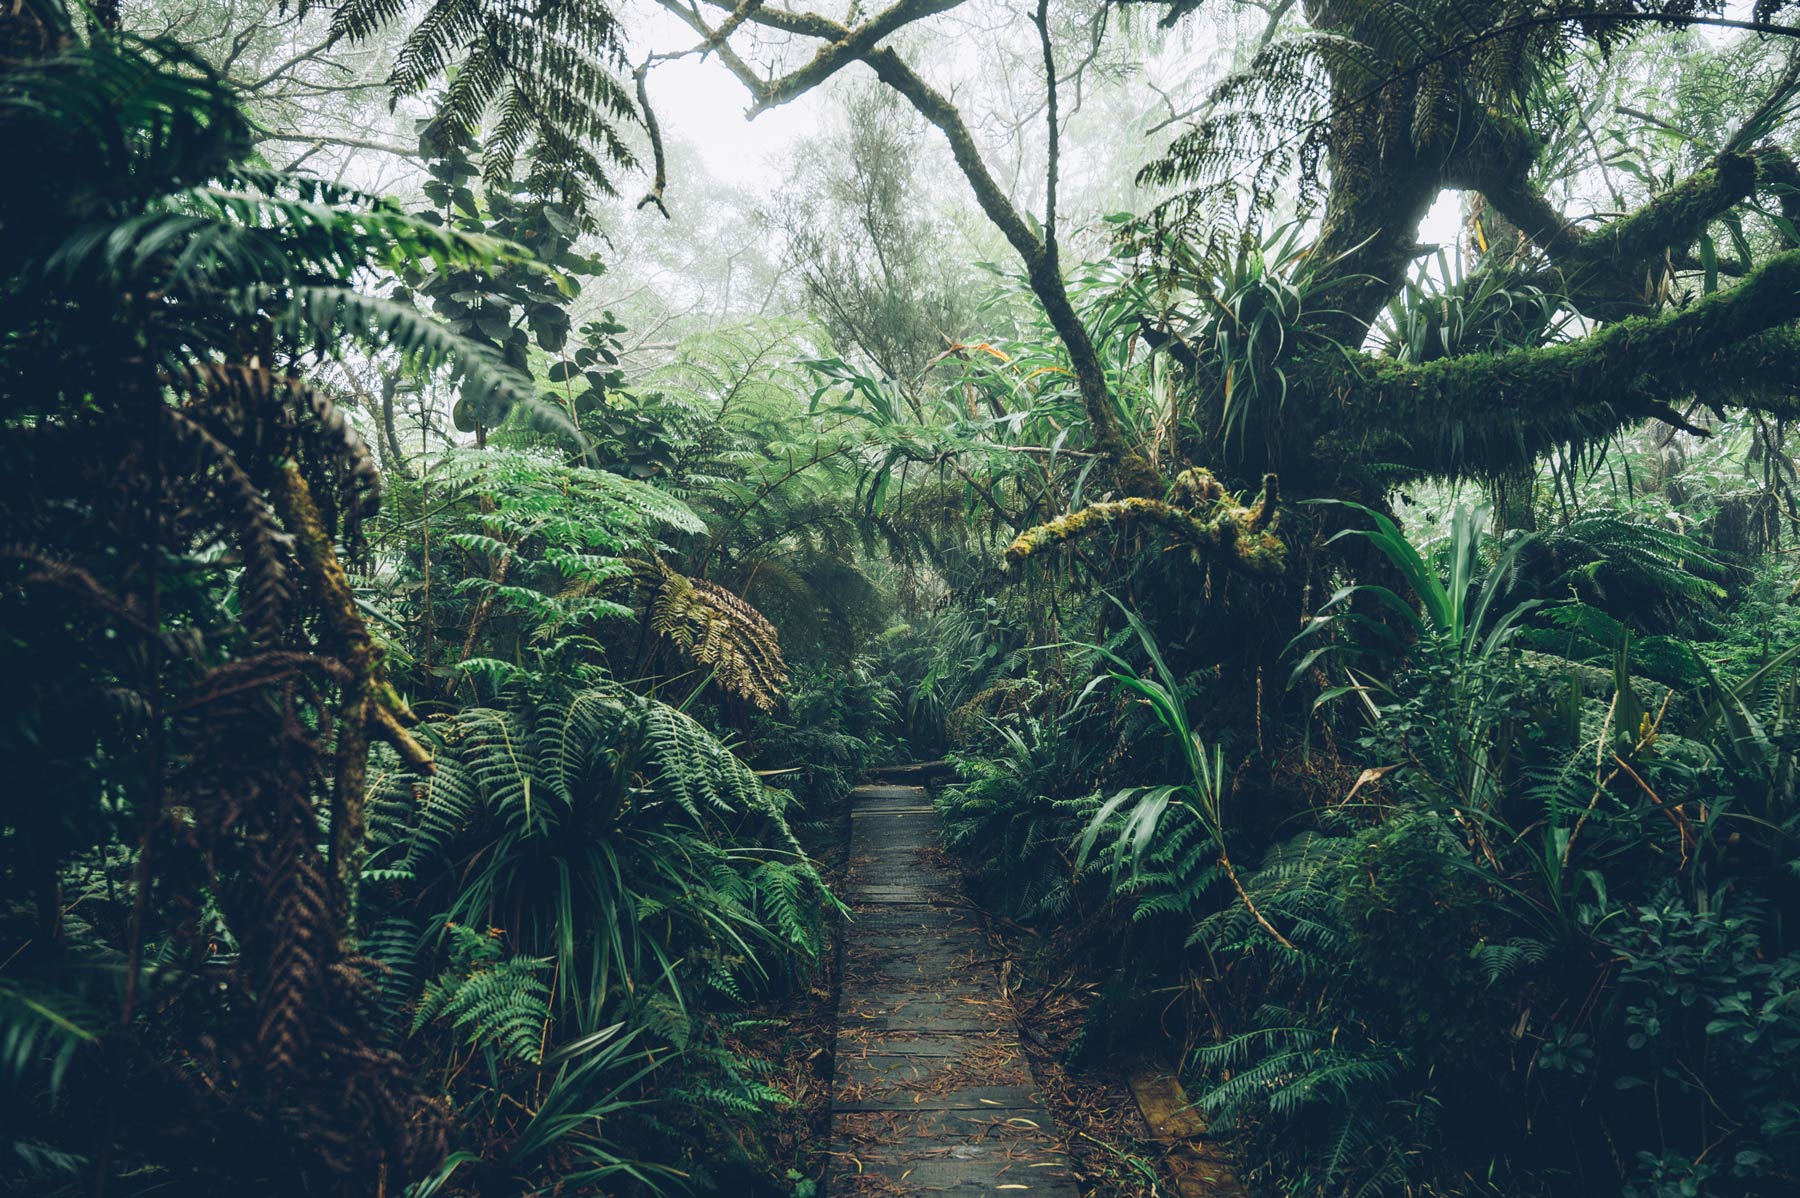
[364,678,838,1194]
[943,501,1800,1198]
[1212,518,1796,1196]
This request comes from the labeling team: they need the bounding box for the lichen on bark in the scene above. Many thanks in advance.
[1006,470,1285,575]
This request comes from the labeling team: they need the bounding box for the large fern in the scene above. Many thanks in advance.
[365,679,831,1033]
[323,0,638,221]
[0,5,518,1186]
[359,677,838,1190]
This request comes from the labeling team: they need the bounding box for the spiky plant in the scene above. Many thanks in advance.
[362,679,835,1190]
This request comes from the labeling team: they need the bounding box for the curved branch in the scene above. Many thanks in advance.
[864,47,1153,490]
[663,0,1158,493]
[1007,472,1284,575]
[634,61,671,217]
[1473,138,1800,316]
[751,0,964,112]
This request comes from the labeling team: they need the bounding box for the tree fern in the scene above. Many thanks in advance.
[1518,511,1734,633]
[1,8,513,1184]
[365,679,832,1040]
[322,0,639,221]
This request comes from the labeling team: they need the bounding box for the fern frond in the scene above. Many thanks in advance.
[634,558,790,711]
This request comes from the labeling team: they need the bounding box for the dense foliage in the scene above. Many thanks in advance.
[0,2,884,1192]
[6,0,1800,1195]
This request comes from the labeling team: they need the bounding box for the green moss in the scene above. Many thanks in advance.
[1575,153,1755,276]
[1316,247,1800,481]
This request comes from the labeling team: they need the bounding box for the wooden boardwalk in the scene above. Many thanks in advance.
[824,780,1080,1197]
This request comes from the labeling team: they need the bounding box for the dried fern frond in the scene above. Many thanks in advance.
[634,558,790,711]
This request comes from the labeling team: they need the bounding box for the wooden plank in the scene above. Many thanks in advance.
[1123,1058,1246,1196]
[865,760,960,784]
[824,777,1078,1196]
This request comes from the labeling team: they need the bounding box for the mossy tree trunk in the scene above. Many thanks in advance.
[656,0,1800,660]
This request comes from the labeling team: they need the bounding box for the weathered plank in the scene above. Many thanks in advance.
[824,779,1080,1197]
[1123,1058,1246,1197]
[864,760,961,784]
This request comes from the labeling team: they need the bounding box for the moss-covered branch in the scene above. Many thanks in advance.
[1476,144,1800,317]
[1006,471,1285,575]
[1576,152,1760,269]
[1318,247,1800,479]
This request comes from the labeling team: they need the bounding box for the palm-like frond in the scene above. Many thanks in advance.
[325,0,638,219]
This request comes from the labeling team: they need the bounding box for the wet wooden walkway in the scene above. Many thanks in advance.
[824,779,1079,1197]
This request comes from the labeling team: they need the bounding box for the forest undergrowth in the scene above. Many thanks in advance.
[6,0,1800,1196]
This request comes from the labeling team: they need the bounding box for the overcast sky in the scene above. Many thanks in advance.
[630,4,839,193]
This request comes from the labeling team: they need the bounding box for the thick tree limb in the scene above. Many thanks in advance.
[1319,247,1800,479]
[1292,14,1800,330]
[752,0,964,112]
[1473,135,1800,317]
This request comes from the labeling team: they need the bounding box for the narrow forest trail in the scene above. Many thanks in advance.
[823,775,1080,1197]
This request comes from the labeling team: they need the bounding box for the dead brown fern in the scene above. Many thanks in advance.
[631,557,791,711]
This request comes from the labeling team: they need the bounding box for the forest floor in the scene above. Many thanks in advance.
[985,908,1246,1198]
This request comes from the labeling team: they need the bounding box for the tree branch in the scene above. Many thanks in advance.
[256,131,420,159]
[1320,247,1800,479]
[750,0,964,112]
[664,0,962,111]
[1006,471,1285,575]
[668,0,1159,492]
[634,61,671,217]
[1034,0,1058,266]
[864,46,1149,485]
[654,0,771,95]
[1467,120,1800,317]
